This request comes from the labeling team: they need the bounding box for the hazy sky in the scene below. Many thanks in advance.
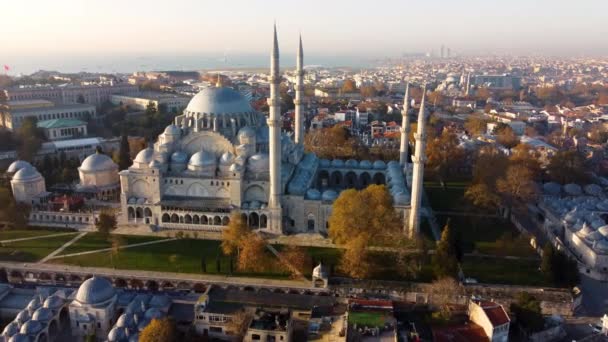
[1,0,607,71]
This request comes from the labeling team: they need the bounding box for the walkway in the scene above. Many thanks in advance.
[45,237,179,260]
[0,261,311,289]
[0,232,77,244]
[38,232,87,263]
[265,243,308,282]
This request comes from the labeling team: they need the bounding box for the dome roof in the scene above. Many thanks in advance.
[345,159,358,168]
[128,333,140,342]
[306,189,321,200]
[359,160,372,169]
[15,310,30,323]
[3,322,20,337]
[322,189,339,202]
[170,151,188,164]
[26,297,41,312]
[331,159,344,168]
[237,126,256,140]
[108,327,128,342]
[188,151,217,167]
[12,166,41,182]
[164,124,181,135]
[313,263,328,279]
[373,160,387,170]
[80,152,117,172]
[229,163,243,173]
[32,308,52,322]
[247,153,269,173]
[186,87,252,115]
[220,152,235,165]
[144,307,164,320]
[75,277,115,305]
[8,333,30,342]
[43,295,64,310]
[19,320,42,335]
[116,313,135,328]
[319,159,331,167]
[134,148,155,165]
[7,160,32,174]
[149,160,162,169]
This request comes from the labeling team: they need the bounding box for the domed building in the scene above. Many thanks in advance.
[76,151,120,200]
[119,28,415,235]
[69,277,117,339]
[8,162,49,206]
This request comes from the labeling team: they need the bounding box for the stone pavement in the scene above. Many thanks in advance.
[0,232,77,244]
[45,237,178,259]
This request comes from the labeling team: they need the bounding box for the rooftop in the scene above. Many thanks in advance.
[249,308,290,331]
[11,103,94,114]
[474,300,510,326]
[37,118,87,129]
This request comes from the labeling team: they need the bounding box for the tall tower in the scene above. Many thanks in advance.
[408,85,427,238]
[294,34,304,145]
[268,24,283,233]
[399,82,410,167]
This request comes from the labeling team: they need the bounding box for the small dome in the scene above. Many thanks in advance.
[164,124,181,135]
[32,308,52,322]
[359,160,372,169]
[43,295,64,310]
[321,189,339,202]
[237,126,256,142]
[345,159,358,168]
[7,160,32,174]
[108,327,128,342]
[598,225,608,237]
[543,182,562,196]
[306,189,321,200]
[129,333,140,342]
[170,151,188,164]
[2,322,20,337]
[319,159,331,167]
[220,152,235,165]
[134,148,155,165]
[594,239,608,253]
[331,159,344,168]
[80,152,117,172]
[188,151,217,167]
[247,153,270,173]
[26,297,41,312]
[12,166,41,182]
[373,160,387,169]
[229,163,242,173]
[313,263,328,279]
[15,311,30,324]
[148,160,162,169]
[116,313,135,328]
[75,277,115,305]
[144,308,164,320]
[19,320,42,335]
[564,183,583,196]
[8,333,30,342]
[585,184,603,196]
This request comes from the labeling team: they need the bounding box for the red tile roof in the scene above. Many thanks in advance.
[477,301,510,326]
[349,299,393,310]
[433,323,489,342]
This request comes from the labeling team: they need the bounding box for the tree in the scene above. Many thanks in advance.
[96,210,117,236]
[465,146,509,210]
[225,309,252,338]
[495,124,519,149]
[510,292,544,333]
[146,101,157,115]
[339,235,372,279]
[509,144,541,180]
[169,254,180,272]
[139,318,177,342]
[304,125,368,160]
[425,130,465,183]
[360,86,377,98]
[541,244,580,288]
[16,117,44,161]
[280,245,311,279]
[546,150,587,184]
[109,234,125,268]
[116,135,132,170]
[76,94,86,104]
[329,185,400,246]
[341,79,357,93]
[221,213,250,257]
[432,222,459,279]
[237,234,269,273]
[464,115,488,137]
[428,277,464,320]
[496,164,538,216]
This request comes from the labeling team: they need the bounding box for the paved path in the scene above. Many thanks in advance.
[265,243,308,282]
[0,232,77,244]
[46,237,179,259]
[38,232,87,263]
[0,261,311,289]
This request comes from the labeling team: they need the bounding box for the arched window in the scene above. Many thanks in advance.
[213,216,221,226]
[161,214,170,222]
[249,213,259,228]
[222,216,230,226]
[307,213,315,231]
[260,214,268,228]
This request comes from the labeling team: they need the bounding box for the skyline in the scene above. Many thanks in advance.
[2,1,607,62]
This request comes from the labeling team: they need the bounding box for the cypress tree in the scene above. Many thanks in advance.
[117,135,131,170]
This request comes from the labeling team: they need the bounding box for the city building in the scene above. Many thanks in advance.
[468,299,510,342]
[3,83,138,105]
[7,160,49,206]
[472,74,522,90]
[0,99,96,130]
[37,118,88,141]
[110,93,190,113]
[244,308,293,342]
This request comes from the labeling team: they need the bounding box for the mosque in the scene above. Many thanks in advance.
[118,26,428,237]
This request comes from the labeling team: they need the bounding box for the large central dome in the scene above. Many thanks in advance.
[185,87,253,115]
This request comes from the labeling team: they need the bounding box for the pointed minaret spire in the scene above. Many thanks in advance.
[216,72,222,88]
[399,82,410,167]
[294,33,305,145]
[267,23,283,233]
[408,84,427,237]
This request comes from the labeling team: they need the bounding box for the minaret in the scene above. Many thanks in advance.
[294,34,304,145]
[408,85,427,238]
[399,82,410,168]
[267,24,283,233]
[465,72,471,96]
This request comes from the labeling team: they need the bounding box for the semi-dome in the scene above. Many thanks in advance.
[306,189,321,200]
[134,148,155,166]
[7,160,32,174]
[2,322,20,337]
[170,151,188,164]
[8,333,30,342]
[19,320,42,335]
[321,189,339,202]
[80,152,117,172]
[12,167,41,182]
[31,308,53,322]
[75,277,115,305]
[164,124,181,135]
[188,151,217,167]
[247,153,270,173]
[186,87,252,115]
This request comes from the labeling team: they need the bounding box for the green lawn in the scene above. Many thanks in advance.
[0,234,78,262]
[461,256,548,287]
[0,229,73,241]
[348,312,389,328]
[57,232,165,256]
[53,238,290,279]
